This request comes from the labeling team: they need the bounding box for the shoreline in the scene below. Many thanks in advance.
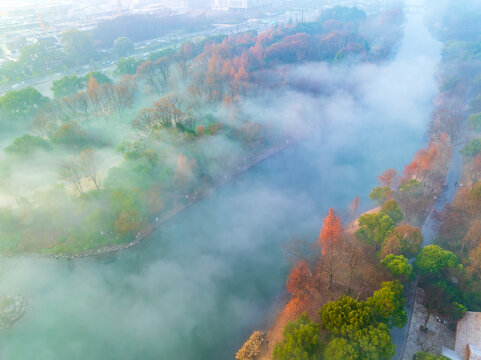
[16,134,304,260]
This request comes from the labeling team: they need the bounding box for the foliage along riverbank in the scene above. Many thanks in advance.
[0,5,405,256]
[23,134,302,259]
[234,6,481,359]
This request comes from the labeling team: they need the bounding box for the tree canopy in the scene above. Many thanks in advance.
[381,200,403,223]
[381,254,413,280]
[113,37,135,57]
[0,87,49,119]
[273,313,321,360]
[355,212,395,248]
[413,245,458,275]
[51,75,86,98]
[366,281,407,328]
[62,29,99,66]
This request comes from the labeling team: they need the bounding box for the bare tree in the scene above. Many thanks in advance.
[80,148,101,190]
[282,237,320,269]
[60,157,84,195]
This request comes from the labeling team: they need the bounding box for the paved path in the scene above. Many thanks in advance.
[392,142,463,360]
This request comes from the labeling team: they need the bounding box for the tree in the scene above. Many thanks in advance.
[236,331,264,360]
[369,186,392,205]
[319,208,343,289]
[273,313,321,360]
[79,148,101,190]
[468,244,481,279]
[5,134,50,155]
[62,29,99,66]
[282,237,319,267]
[18,42,49,74]
[414,246,462,328]
[51,75,86,98]
[88,76,99,99]
[349,196,361,223]
[381,224,423,258]
[381,254,413,281]
[0,60,24,82]
[366,281,407,328]
[377,169,397,188]
[413,245,458,275]
[113,36,134,57]
[413,352,449,360]
[396,179,427,223]
[461,139,481,157]
[348,323,395,360]
[0,87,49,119]
[84,71,112,85]
[467,113,481,131]
[286,260,311,300]
[114,57,142,76]
[321,296,395,360]
[324,338,358,360]
[60,157,84,195]
[324,325,394,360]
[355,212,395,248]
[381,199,403,223]
[320,296,372,336]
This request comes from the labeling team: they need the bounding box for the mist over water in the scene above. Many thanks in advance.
[0,4,441,359]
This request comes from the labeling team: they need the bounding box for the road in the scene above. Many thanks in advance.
[392,142,464,360]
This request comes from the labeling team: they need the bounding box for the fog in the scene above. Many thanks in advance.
[0,2,444,359]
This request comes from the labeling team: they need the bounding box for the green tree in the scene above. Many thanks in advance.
[0,60,24,82]
[461,139,481,157]
[467,113,481,131]
[413,245,458,275]
[0,87,49,119]
[18,43,49,74]
[324,338,358,360]
[62,29,99,66]
[84,71,112,85]
[51,75,86,98]
[113,37,134,57]
[114,57,142,76]
[273,313,321,360]
[415,246,464,328]
[381,200,403,223]
[5,134,50,155]
[369,186,392,205]
[381,224,423,258]
[355,212,395,248]
[324,324,394,360]
[413,352,449,360]
[320,296,372,336]
[381,254,413,281]
[367,281,407,328]
[349,323,394,360]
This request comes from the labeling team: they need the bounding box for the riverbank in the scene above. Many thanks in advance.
[19,133,305,260]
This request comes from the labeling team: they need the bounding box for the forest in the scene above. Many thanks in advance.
[0,6,404,255]
[232,2,481,360]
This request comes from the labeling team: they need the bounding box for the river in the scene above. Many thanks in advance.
[0,3,441,359]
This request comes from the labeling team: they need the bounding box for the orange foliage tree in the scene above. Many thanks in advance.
[318,208,343,289]
[378,169,398,188]
[286,260,311,300]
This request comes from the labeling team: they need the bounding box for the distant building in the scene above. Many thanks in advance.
[443,312,481,360]
[211,0,270,11]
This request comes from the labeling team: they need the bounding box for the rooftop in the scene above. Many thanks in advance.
[455,312,481,360]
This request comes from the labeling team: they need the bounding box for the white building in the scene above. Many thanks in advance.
[211,0,269,11]
[443,312,481,360]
